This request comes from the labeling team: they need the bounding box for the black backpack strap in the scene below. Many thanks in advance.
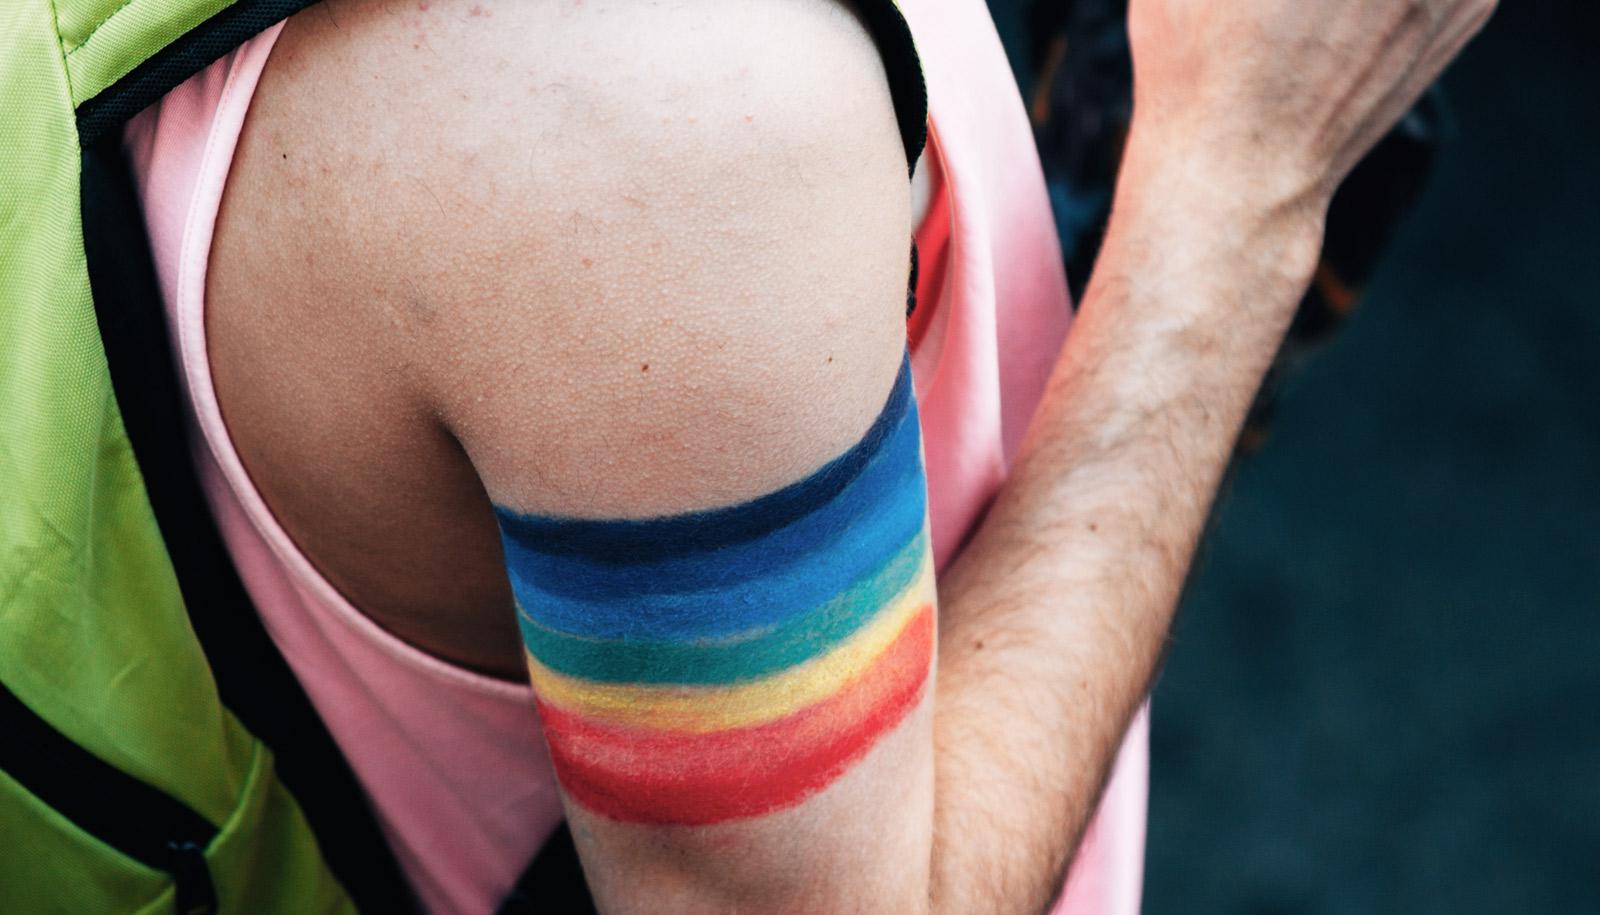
[78,3,415,911]
[79,4,595,910]
[850,0,927,175]
[77,0,320,146]
[82,121,425,915]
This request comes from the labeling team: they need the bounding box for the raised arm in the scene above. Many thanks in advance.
[931,1,1496,908]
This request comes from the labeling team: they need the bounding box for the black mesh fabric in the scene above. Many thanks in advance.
[76,0,321,146]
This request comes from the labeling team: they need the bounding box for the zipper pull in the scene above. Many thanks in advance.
[166,840,218,915]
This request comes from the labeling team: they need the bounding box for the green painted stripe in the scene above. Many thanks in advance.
[515,527,929,686]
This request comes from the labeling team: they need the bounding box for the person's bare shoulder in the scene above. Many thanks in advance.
[222,0,912,515]
[211,1,948,904]
[213,2,936,906]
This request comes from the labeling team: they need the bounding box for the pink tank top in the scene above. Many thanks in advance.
[125,4,1148,912]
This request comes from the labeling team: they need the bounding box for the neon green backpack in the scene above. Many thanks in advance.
[0,1,922,912]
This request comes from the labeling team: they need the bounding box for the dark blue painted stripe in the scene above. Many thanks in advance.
[493,353,914,564]
[508,464,926,640]
[499,397,921,602]
[515,527,929,684]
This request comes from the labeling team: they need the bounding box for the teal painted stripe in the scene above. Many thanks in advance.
[516,527,930,685]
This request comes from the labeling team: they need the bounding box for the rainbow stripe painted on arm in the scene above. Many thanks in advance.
[494,357,935,825]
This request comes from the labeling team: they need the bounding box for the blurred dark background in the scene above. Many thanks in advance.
[983,2,1600,912]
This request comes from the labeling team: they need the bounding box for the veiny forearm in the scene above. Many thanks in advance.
[927,135,1327,914]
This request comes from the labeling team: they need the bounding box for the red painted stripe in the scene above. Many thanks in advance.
[536,604,935,825]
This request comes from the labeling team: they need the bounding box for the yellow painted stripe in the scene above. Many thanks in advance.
[525,557,936,733]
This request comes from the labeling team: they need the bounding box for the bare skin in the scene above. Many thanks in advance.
[208,0,1495,910]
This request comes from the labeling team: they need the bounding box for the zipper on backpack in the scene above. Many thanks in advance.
[0,680,220,911]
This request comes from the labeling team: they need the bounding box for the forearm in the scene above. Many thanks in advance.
[929,132,1327,913]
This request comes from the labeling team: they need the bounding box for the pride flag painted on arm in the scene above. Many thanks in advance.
[494,355,935,825]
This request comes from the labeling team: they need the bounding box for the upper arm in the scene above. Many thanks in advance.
[490,355,937,912]
[350,0,935,909]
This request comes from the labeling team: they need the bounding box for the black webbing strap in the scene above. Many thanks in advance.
[76,2,589,911]
[851,0,928,175]
[81,131,425,915]
[77,0,321,146]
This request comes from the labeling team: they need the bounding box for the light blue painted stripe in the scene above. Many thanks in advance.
[509,470,926,641]
[501,398,929,640]
[500,399,921,600]
[515,527,929,684]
